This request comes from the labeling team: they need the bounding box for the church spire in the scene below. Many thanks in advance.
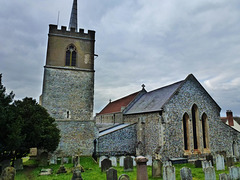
[69,0,78,30]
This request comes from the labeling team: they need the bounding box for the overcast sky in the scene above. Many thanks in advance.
[0,0,240,116]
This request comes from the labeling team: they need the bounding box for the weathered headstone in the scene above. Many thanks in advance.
[194,160,202,168]
[29,147,37,159]
[101,159,112,172]
[49,155,57,165]
[63,157,69,164]
[229,166,240,180]
[180,167,192,180]
[201,160,212,171]
[219,173,230,180]
[206,154,214,165]
[146,155,152,166]
[73,156,80,167]
[71,166,83,180]
[204,166,216,180]
[119,174,130,180]
[1,167,16,180]
[216,154,225,171]
[14,158,23,170]
[110,156,117,167]
[136,156,148,180]
[152,159,162,178]
[39,168,52,176]
[99,156,107,167]
[163,165,176,180]
[131,156,136,166]
[124,156,133,172]
[106,168,118,180]
[163,161,172,167]
[119,156,125,167]
[39,152,48,167]
[226,157,234,168]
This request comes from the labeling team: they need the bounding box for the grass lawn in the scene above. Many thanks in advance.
[15,157,240,180]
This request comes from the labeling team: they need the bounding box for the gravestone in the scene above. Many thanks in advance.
[219,173,230,180]
[194,160,202,168]
[119,156,125,167]
[206,154,214,165]
[29,147,37,159]
[204,167,216,180]
[124,156,133,172]
[136,156,148,180]
[73,156,80,167]
[131,156,136,166]
[163,161,172,167]
[146,155,152,166]
[71,166,83,180]
[152,159,162,178]
[99,156,107,167]
[63,157,69,164]
[110,156,117,167]
[216,154,225,170]
[14,158,23,170]
[163,165,176,180]
[118,174,130,180]
[101,159,112,172]
[226,157,234,168]
[39,152,48,167]
[106,168,118,180]
[229,166,240,180]
[201,160,212,171]
[1,167,16,180]
[57,165,67,174]
[49,155,57,164]
[180,167,192,180]
[39,168,52,175]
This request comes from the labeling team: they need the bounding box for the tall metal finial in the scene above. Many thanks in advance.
[69,0,78,30]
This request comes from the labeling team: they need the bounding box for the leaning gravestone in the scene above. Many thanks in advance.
[1,167,16,180]
[226,157,234,168]
[152,159,162,178]
[14,158,23,170]
[109,156,117,167]
[106,168,117,180]
[163,165,176,180]
[216,154,225,170]
[204,166,216,180]
[119,156,125,167]
[118,174,130,180]
[180,167,192,180]
[219,173,230,180]
[229,166,240,180]
[39,152,48,167]
[124,156,133,172]
[194,160,202,168]
[99,156,107,167]
[101,159,112,172]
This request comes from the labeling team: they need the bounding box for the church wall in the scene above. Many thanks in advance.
[96,112,123,124]
[56,120,98,156]
[41,67,94,121]
[160,76,240,160]
[97,124,137,155]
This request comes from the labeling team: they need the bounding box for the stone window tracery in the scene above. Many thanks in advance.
[65,44,77,66]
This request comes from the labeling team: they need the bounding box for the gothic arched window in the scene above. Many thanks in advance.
[183,113,190,151]
[65,44,77,66]
[202,113,209,149]
[192,104,200,150]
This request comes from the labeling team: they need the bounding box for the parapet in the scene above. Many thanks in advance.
[49,24,95,40]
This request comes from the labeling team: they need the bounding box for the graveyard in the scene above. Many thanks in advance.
[11,155,240,180]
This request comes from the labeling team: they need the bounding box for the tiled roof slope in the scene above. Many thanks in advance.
[124,81,184,115]
[98,91,142,115]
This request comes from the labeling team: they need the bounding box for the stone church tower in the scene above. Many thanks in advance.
[40,0,98,155]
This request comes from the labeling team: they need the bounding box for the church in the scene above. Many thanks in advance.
[40,0,240,161]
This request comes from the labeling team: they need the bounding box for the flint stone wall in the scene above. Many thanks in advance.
[97,124,137,155]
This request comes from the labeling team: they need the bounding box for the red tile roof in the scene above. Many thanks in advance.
[98,91,140,115]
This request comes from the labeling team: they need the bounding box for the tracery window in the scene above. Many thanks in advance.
[65,44,77,66]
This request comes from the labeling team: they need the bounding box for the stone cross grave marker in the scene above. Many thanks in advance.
[216,154,225,170]
[110,156,117,167]
[106,167,118,180]
[163,165,176,180]
[229,166,240,180]
[99,156,107,167]
[152,159,162,178]
[219,173,230,180]
[180,167,192,180]
[119,156,125,167]
[204,166,216,180]
[118,174,130,180]
[101,158,112,172]
[226,157,234,168]
[124,156,133,172]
